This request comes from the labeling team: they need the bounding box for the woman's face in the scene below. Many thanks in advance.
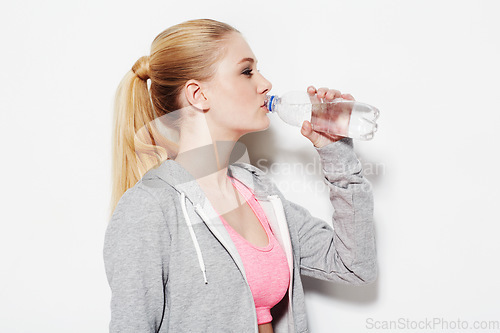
[203,32,273,138]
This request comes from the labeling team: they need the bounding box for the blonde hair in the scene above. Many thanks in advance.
[110,19,239,216]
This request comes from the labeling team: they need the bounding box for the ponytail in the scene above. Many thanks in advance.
[110,57,174,216]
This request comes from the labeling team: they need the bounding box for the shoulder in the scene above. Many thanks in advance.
[108,182,177,238]
[108,185,164,232]
[117,177,180,213]
[113,183,163,215]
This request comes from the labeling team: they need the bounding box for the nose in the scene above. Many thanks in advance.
[258,72,272,95]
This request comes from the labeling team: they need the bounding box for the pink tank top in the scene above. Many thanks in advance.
[218,176,290,325]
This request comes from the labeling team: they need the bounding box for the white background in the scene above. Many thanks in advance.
[1,0,499,332]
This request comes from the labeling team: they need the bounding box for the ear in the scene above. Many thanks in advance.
[184,80,209,111]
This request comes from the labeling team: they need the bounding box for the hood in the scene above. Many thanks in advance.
[141,158,277,203]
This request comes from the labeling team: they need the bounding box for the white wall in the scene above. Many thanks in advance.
[1,0,499,332]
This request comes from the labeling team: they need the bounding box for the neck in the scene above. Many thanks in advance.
[175,140,236,188]
[173,112,243,193]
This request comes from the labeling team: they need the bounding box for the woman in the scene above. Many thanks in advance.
[104,18,377,333]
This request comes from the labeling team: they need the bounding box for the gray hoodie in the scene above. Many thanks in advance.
[103,138,377,333]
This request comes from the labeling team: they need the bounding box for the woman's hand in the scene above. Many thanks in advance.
[300,86,355,148]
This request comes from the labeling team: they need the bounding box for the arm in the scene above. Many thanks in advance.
[103,187,170,332]
[282,138,377,285]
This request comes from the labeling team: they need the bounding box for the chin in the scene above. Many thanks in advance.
[241,124,269,136]
[240,115,270,134]
[257,115,271,130]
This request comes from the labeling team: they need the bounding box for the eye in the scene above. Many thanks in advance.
[242,68,254,77]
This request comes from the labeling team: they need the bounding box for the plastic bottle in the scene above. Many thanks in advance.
[265,91,380,140]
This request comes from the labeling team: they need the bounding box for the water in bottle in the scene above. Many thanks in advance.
[265,91,380,140]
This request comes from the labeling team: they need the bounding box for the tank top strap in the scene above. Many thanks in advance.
[228,175,271,230]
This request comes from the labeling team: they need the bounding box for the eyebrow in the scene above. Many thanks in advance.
[238,57,258,64]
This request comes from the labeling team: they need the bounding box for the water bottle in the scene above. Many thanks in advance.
[265,91,380,140]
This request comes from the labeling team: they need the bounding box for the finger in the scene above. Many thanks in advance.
[325,89,342,100]
[341,93,355,101]
[317,87,329,99]
[307,86,317,95]
[307,85,321,105]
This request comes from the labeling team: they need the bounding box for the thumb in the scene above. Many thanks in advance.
[301,120,333,148]
[301,120,311,136]
[301,120,318,142]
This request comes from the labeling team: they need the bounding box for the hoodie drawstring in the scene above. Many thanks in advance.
[180,192,208,284]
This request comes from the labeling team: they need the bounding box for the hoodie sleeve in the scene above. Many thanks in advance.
[103,186,170,332]
[281,138,377,285]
